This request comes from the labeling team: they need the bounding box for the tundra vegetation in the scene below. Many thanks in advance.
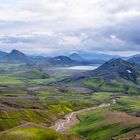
[0,51,140,140]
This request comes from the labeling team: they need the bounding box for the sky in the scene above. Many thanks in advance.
[0,0,140,56]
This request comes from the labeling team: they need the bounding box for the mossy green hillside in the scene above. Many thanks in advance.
[0,127,65,140]
[71,108,140,140]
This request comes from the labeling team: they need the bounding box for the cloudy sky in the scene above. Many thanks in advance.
[0,0,140,56]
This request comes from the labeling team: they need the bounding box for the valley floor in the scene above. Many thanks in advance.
[0,86,140,140]
[0,63,140,140]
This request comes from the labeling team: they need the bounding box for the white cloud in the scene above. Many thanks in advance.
[58,36,82,46]
[58,33,88,46]
[0,0,140,55]
[0,0,139,27]
[110,35,117,40]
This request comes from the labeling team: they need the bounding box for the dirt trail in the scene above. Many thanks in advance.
[51,99,116,133]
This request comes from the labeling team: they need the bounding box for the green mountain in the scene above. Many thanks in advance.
[51,58,140,94]
[89,58,140,82]
[83,58,140,94]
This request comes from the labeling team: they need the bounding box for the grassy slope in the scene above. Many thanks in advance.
[0,89,140,140]
[0,125,82,140]
[0,63,49,83]
[0,127,65,140]
[70,94,140,140]
[112,95,140,112]
[0,109,59,131]
[0,85,100,131]
[1,85,140,140]
[0,76,23,84]
[84,78,140,95]
[0,63,140,140]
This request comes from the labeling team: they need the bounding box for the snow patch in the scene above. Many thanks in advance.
[127,69,132,74]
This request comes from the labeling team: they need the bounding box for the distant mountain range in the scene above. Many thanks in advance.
[37,56,79,68]
[69,52,106,64]
[74,51,118,61]
[0,50,79,66]
[1,49,140,94]
[0,51,8,59]
[128,56,140,66]
[0,49,140,68]
[69,52,140,65]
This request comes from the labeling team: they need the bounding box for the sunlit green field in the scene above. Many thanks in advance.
[70,95,140,140]
[0,87,140,140]
[0,127,65,140]
[0,76,23,84]
[84,78,140,95]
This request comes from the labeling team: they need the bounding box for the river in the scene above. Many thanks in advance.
[51,99,116,133]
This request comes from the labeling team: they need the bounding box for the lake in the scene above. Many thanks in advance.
[57,65,100,71]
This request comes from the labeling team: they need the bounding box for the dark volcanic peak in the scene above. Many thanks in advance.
[37,55,78,68]
[69,53,83,62]
[98,58,135,69]
[9,49,26,56]
[4,49,31,64]
[92,58,140,83]
[48,56,77,65]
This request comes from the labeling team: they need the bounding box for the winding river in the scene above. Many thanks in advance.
[51,99,116,133]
